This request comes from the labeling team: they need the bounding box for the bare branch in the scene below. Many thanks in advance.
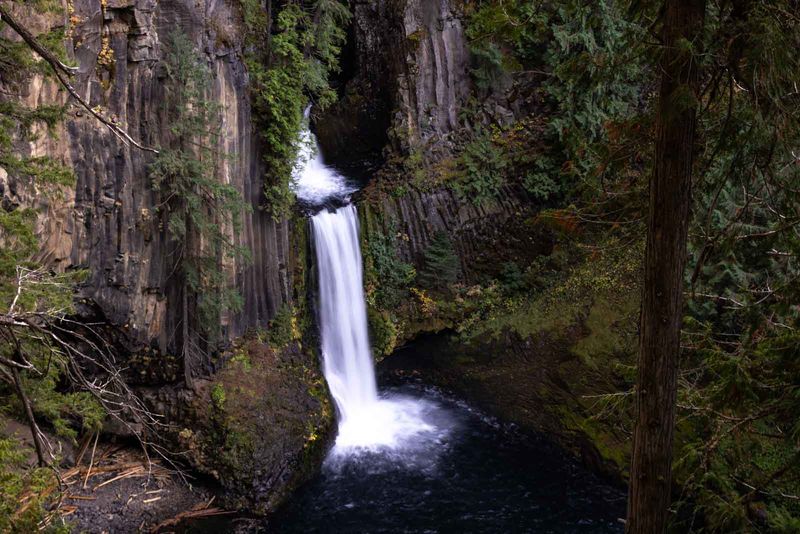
[1,268,187,480]
[0,3,159,153]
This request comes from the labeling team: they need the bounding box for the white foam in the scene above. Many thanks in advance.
[291,107,356,204]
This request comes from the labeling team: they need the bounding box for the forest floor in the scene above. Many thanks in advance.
[2,417,227,533]
[61,444,222,533]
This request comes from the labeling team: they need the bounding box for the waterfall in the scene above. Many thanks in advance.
[310,205,437,453]
[311,205,378,420]
[291,107,355,206]
[293,107,441,457]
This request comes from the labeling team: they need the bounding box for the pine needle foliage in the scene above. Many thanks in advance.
[0,437,67,533]
[418,232,461,290]
[150,32,251,342]
[239,0,351,219]
[453,125,508,206]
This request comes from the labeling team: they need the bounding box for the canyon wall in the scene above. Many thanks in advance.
[316,0,471,166]
[2,0,292,360]
[1,0,327,511]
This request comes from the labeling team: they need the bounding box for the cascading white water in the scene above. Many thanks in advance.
[291,107,356,205]
[311,205,378,417]
[311,206,438,454]
[292,108,446,457]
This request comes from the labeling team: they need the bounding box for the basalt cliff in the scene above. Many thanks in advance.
[1,0,628,512]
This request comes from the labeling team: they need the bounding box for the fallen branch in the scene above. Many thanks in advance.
[0,3,159,153]
[150,502,235,533]
[82,432,99,489]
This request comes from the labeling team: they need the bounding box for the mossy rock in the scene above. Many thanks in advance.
[179,340,333,514]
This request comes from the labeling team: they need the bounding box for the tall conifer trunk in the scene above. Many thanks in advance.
[626,0,705,532]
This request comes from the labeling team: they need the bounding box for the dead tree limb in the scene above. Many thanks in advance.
[11,357,47,467]
[0,3,159,153]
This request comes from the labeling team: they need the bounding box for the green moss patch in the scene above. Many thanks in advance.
[179,339,333,513]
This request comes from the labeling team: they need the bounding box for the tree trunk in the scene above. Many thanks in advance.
[182,203,194,388]
[183,280,192,389]
[626,1,705,532]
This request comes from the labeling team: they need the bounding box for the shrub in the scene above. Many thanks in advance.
[418,231,460,289]
[453,126,507,206]
[365,224,415,309]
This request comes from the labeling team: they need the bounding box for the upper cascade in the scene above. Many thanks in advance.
[291,106,357,207]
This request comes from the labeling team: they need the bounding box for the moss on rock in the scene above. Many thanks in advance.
[177,339,333,513]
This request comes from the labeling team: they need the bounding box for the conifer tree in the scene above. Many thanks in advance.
[626,1,705,532]
[418,231,461,289]
[150,32,249,386]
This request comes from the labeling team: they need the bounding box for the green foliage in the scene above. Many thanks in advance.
[522,156,563,202]
[465,0,649,207]
[0,18,75,303]
[468,42,507,92]
[0,358,104,444]
[211,383,227,410]
[417,231,460,289]
[240,0,351,219]
[150,32,250,340]
[364,221,415,310]
[459,234,642,343]
[520,0,800,529]
[367,307,398,358]
[770,507,800,534]
[0,437,66,533]
[463,0,537,89]
[0,101,71,188]
[0,213,99,451]
[542,0,646,151]
[267,304,301,349]
[499,261,525,294]
[453,126,508,205]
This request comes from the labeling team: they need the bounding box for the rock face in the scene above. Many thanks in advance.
[360,184,539,283]
[2,0,292,358]
[140,340,334,513]
[1,0,326,512]
[316,0,471,166]
[394,0,471,147]
[329,0,539,284]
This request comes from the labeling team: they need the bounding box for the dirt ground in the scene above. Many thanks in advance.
[2,417,228,533]
[60,444,219,533]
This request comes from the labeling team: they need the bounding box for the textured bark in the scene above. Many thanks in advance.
[626,1,706,532]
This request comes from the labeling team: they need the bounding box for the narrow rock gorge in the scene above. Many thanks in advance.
[5,0,794,531]
[1,0,621,515]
